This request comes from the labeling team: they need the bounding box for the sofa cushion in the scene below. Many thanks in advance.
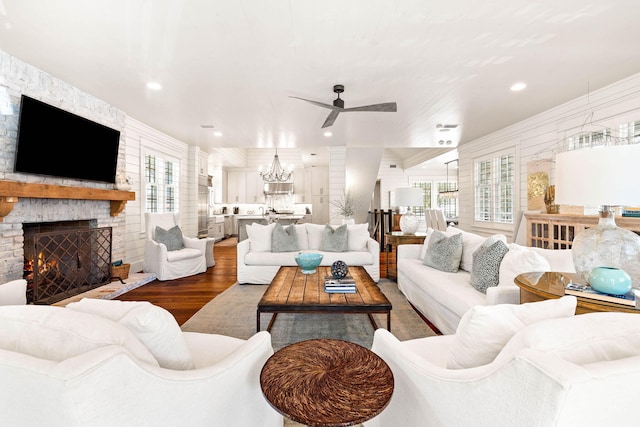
[470,240,509,294]
[321,224,348,252]
[166,247,203,262]
[306,224,326,250]
[271,223,299,252]
[0,305,159,366]
[67,299,195,370]
[498,243,551,287]
[246,222,276,252]
[418,228,436,261]
[423,231,462,273]
[458,230,507,273]
[446,296,577,369]
[294,224,309,250]
[155,225,184,251]
[347,223,370,251]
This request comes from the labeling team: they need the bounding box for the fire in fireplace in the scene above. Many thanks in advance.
[23,221,112,304]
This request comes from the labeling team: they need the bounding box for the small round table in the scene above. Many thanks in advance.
[260,339,394,427]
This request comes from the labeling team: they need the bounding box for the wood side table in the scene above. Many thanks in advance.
[260,339,394,427]
[514,271,640,314]
[384,232,426,281]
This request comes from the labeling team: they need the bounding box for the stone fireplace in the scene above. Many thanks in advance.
[23,220,112,304]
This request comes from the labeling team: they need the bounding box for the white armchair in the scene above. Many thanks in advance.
[0,279,27,305]
[0,300,283,427]
[368,301,640,427]
[144,212,207,280]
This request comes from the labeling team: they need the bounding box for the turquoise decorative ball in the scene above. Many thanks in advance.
[331,260,349,279]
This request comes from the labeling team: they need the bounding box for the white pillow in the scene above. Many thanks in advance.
[306,223,326,250]
[458,231,507,273]
[245,222,276,252]
[347,223,369,251]
[446,296,576,369]
[0,305,159,366]
[498,243,551,287]
[418,228,435,261]
[294,224,309,250]
[67,298,195,370]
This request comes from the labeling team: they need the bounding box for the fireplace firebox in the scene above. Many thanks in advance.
[23,221,112,304]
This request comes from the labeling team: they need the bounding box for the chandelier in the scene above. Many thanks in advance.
[260,148,293,182]
[439,159,459,199]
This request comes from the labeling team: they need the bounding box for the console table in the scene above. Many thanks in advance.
[514,271,639,314]
[384,232,426,281]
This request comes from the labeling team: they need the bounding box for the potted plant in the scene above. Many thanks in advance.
[331,189,358,224]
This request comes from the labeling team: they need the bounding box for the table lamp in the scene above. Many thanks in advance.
[555,143,640,290]
[395,187,423,234]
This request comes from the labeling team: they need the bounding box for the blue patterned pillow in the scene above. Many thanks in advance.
[423,231,462,272]
[154,225,184,251]
[271,223,299,252]
[470,240,509,293]
[321,224,348,252]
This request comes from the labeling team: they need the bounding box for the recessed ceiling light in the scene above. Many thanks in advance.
[323,131,332,137]
[213,131,223,137]
[201,124,214,129]
[510,82,527,91]
[146,81,162,91]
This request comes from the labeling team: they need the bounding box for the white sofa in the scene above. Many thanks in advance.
[0,300,282,427]
[397,227,575,335]
[367,300,640,427]
[237,222,380,284]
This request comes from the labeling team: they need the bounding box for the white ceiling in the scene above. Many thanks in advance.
[2,1,640,169]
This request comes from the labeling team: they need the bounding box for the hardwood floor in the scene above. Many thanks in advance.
[116,237,390,326]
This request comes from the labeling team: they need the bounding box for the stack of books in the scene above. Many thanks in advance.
[324,276,356,293]
[564,282,637,307]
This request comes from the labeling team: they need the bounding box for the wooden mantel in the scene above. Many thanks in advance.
[0,180,135,221]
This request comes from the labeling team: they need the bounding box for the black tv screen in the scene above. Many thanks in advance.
[14,95,121,183]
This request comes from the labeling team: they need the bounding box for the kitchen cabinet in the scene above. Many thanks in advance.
[294,169,311,203]
[224,215,233,237]
[226,171,246,203]
[246,173,266,204]
[311,169,329,196]
[312,195,330,225]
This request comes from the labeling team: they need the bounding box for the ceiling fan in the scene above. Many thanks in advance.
[290,84,397,128]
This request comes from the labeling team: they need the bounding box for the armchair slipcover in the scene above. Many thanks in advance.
[368,309,640,427]
[0,301,282,427]
[144,213,207,280]
[0,279,27,305]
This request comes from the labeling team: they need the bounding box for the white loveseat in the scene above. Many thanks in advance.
[0,300,282,427]
[367,299,640,427]
[237,222,380,284]
[397,226,575,334]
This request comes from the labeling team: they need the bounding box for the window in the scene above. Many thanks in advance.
[437,181,458,219]
[474,152,515,224]
[145,153,180,213]
[410,182,432,217]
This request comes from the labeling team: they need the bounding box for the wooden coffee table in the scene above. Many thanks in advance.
[260,338,394,427]
[257,266,392,332]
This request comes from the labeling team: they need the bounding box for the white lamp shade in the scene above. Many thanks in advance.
[555,144,640,207]
[395,187,423,207]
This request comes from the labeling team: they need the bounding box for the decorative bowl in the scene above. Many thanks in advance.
[295,253,323,274]
[588,266,632,295]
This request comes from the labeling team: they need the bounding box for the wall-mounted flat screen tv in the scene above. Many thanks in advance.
[14,95,121,183]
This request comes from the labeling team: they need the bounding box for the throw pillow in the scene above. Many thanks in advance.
[422,230,463,273]
[470,240,509,294]
[418,228,435,261]
[245,222,276,252]
[446,295,577,369]
[271,223,299,252]
[321,224,348,252]
[498,243,551,287]
[66,298,195,370]
[347,223,369,251]
[0,305,159,367]
[154,225,184,251]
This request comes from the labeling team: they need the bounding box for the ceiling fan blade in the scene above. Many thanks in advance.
[322,110,341,128]
[344,102,397,112]
[289,96,336,110]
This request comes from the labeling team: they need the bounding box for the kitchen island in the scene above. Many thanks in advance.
[236,215,304,242]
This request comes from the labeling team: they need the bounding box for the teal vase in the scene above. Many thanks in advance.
[588,267,632,295]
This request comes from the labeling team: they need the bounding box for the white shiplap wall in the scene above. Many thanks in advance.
[457,72,640,241]
[123,117,197,273]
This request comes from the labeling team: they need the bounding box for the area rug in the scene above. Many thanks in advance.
[181,279,437,351]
